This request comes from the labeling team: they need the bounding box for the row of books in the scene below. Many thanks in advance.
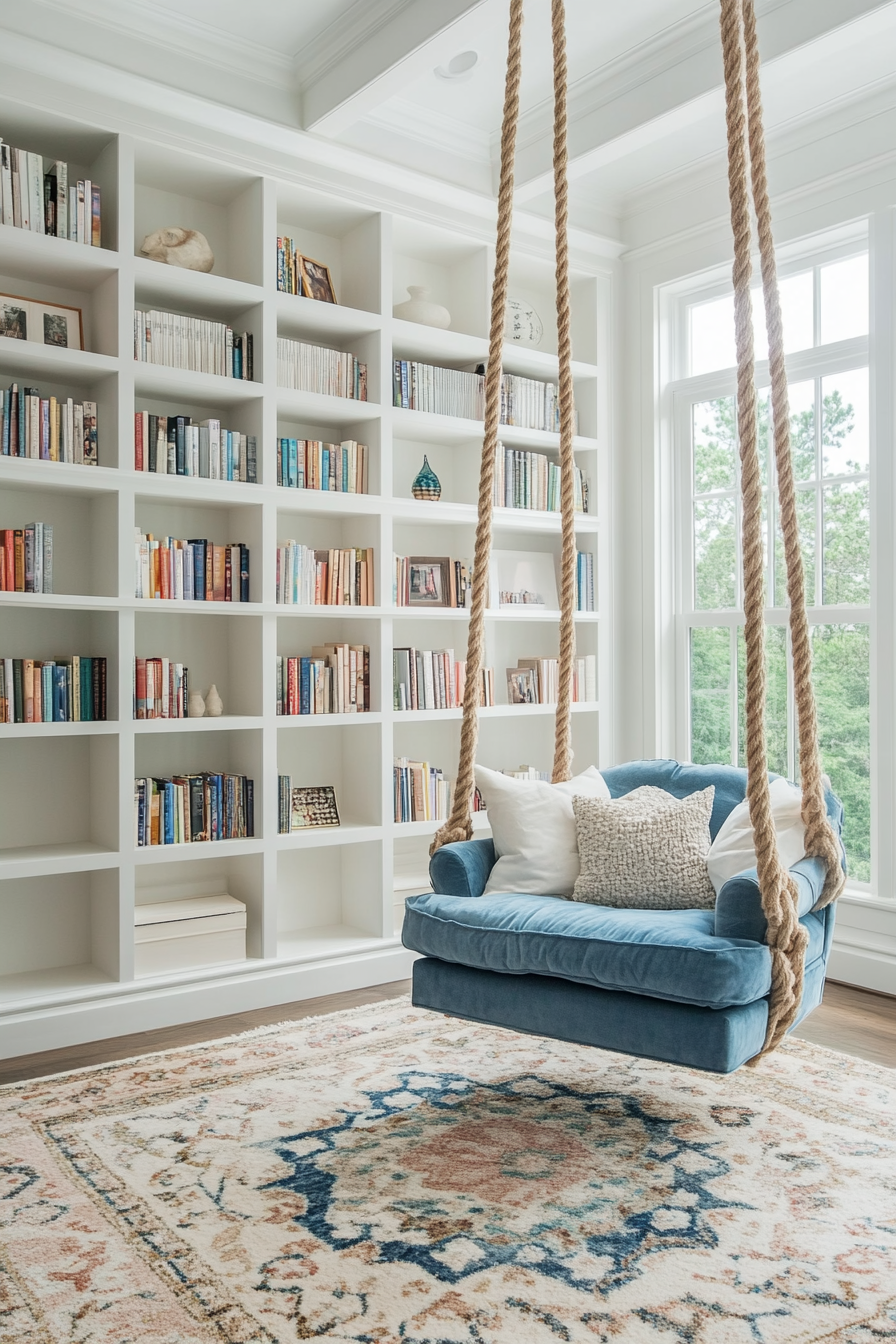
[394,759,451,824]
[0,656,107,723]
[393,555,470,608]
[134,531,250,602]
[135,773,255,846]
[0,141,101,244]
[276,645,371,715]
[277,437,368,493]
[134,658,189,719]
[577,552,595,613]
[276,543,374,607]
[1,524,53,593]
[393,648,496,712]
[134,310,253,380]
[277,337,367,401]
[134,413,257,482]
[392,361,570,433]
[495,447,588,513]
[506,655,597,705]
[2,384,98,464]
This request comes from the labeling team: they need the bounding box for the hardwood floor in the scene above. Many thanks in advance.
[0,978,892,1086]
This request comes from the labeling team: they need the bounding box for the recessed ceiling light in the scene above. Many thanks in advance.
[435,50,480,81]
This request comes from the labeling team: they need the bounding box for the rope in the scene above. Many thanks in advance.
[431,0,524,854]
[719,0,844,1058]
[551,0,577,783]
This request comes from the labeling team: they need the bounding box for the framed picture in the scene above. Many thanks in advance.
[0,291,83,350]
[408,556,450,607]
[290,784,340,829]
[299,255,337,305]
[506,666,538,705]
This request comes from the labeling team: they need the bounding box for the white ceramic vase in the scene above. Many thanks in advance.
[205,684,223,717]
[187,690,206,718]
[393,286,451,329]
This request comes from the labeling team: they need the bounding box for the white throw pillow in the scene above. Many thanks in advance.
[706,777,807,894]
[475,763,611,897]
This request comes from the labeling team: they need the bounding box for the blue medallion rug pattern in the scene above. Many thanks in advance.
[0,997,894,1342]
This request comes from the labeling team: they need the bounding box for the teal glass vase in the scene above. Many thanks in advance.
[412,455,441,501]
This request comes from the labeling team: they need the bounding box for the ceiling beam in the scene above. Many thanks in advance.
[513,0,895,202]
[302,0,504,137]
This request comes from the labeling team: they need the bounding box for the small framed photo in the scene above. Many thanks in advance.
[299,255,337,305]
[506,667,538,705]
[290,784,340,830]
[0,291,83,351]
[408,556,450,607]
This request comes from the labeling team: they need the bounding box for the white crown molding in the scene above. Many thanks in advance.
[294,0,412,88]
[362,96,492,165]
[9,0,294,89]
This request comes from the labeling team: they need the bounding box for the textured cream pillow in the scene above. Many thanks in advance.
[475,763,611,897]
[707,778,807,893]
[572,785,716,910]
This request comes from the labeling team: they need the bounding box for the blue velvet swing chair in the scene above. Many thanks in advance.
[401,0,846,1075]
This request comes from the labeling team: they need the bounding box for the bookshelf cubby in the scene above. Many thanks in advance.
[0,109,613,1057]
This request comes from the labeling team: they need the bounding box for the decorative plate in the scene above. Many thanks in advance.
[505,297,544,347]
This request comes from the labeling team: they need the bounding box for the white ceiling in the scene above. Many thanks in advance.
[3,0,896,242]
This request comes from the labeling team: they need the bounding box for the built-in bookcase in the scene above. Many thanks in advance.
[0,104,613,1057]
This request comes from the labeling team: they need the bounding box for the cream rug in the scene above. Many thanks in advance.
[1,997,894,1343]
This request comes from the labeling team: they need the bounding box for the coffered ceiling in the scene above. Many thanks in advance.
[2,0,895,243]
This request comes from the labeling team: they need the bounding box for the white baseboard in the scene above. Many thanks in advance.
[827,944,896,996]
[0,947,417,1061]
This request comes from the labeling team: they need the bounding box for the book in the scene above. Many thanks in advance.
[276,337,367,400]
[0,382,97,465]
[134,530,250,602]
[392,647,493,711]
[0,139,99,241]
[277,437,368,493]
[392,360,576,433]
[134,772,254,846]
[494,443,589,514]
[276,543,375,607]
[133,411,257,483]
[0,524,52,592]
[134,309,252,378]
[0,656,107,723]
[393,759,452,824]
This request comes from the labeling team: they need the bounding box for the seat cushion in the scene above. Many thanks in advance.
[403,891,826,1010]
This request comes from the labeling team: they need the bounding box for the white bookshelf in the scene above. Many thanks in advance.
[0,110,614,1058]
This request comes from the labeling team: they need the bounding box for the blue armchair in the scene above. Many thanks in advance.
[402,760,843,1073]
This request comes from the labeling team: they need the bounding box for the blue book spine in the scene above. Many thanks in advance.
[42,663,53,721]
[53,664,67,721]
[300,658,311,715]
[17,388,25,456]
[80,657,92,721]
[164,781,175,843]
[239,544,249,602]
[289,438,298,489]
[322,447,329,488]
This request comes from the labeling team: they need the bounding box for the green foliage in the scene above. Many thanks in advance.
[690,388,870,881]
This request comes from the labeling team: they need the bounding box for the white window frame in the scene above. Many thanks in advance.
[665,234,879,897]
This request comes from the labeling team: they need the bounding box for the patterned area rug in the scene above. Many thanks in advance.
[1,998,895,1343]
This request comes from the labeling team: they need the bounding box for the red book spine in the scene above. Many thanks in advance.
[135,412,144,472]
[287,657,298,715]
[135,657,146,719]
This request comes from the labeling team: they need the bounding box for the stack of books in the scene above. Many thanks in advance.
[134,531,250,602]
[2,384,97,464]
[135,412,257,482]
[393,648,495,711]
[276,645,370,715]
[0,142,101,244]
[277,337,367,400]
[494,446,588,513]
[506,655,597,705]
[577,552,595,612]
[133,659,190,719]
[277,437,368,493]
[134,773,254,846]
[276,543,374,606]
[134,311,253,379]
[0,524,53,592]
[393,759,451,824]
[393,361,572,433]
[1,655,107,723]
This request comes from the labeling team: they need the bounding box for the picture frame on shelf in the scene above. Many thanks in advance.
[408,556,451,607]
[0,291,83,350]
[299,255,337,304]
[290,785,340,830]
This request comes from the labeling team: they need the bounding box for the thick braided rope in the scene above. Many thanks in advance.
[431,0,524,854]
[550,0,577,784]
[741,0,845,911]
[720,0,807,1058]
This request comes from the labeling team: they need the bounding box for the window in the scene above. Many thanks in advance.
[673,249,871,884]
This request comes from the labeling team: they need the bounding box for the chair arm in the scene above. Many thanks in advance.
[429,838,496,899]
[714,856,828,942]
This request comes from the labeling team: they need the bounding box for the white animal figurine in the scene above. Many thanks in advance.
[140,226,214,273]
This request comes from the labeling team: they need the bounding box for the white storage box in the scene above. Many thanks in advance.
[134,894,247,977]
